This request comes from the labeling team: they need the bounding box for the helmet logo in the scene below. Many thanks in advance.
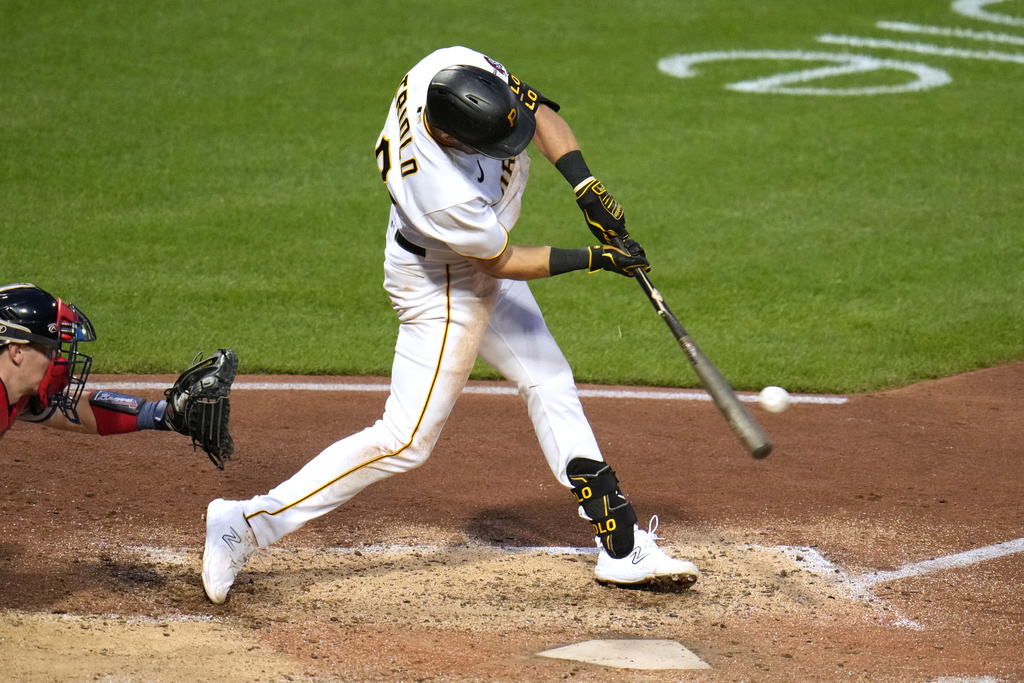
[48,323,57,334]
[507,107,516,128]
[483,56,508,77]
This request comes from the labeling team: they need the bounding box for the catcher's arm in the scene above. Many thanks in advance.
[164,349,238,469]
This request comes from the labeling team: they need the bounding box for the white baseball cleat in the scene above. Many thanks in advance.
[594,516,700,589]
[202,498,258,604]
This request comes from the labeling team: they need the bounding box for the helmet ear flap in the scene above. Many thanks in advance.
[56,300,96,345]
[44,298,95,423]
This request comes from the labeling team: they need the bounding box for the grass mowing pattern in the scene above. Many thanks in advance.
[2,0,1022,391]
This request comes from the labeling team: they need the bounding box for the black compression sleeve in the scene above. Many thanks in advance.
[554,150,593,188]
[548,247,592,276]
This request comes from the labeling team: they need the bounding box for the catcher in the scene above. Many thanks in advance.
[0,283,236,468]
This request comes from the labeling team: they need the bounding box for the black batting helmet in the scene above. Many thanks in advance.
[0,283,96,423]
[425,64,536,159]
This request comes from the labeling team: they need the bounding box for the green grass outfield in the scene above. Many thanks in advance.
[2,0,1022,392]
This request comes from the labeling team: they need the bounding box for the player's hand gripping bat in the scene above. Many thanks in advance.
[614,237,773,459]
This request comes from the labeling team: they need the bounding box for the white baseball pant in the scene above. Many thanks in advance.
[243,240,604,547]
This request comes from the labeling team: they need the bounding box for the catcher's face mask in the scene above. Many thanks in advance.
[38,298,96,423]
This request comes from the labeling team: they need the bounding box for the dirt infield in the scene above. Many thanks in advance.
[1,363,1022,681]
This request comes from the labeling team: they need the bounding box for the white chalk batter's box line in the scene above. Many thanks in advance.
[122,535,1024,625]
[91,380,848,405]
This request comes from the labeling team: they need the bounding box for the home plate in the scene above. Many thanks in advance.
[537,639,711,670]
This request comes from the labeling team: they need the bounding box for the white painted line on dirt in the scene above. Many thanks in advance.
[124,543,599,562]
[850,537,1024,589]
[325,544,599,556]
[774,545,841,577]
[503,546,597,555]
[36,611,217,625]
[90,380,848,404]
[771,545,923,629]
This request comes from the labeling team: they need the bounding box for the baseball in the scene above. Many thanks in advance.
[758,386,791,413]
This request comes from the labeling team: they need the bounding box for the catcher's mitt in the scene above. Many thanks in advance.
[165,349,238,469]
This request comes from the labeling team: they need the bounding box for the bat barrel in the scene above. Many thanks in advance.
[687,336,774,459]
[614,235,773,459]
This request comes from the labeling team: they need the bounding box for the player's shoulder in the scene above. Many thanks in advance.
[395,142,479,206]
[414,46,510,79]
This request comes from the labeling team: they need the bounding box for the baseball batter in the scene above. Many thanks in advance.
[202,46,700,604]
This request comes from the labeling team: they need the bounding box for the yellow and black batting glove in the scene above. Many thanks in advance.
[575,178,629,245]
[587,239,650,278]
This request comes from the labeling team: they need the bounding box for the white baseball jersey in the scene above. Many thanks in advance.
[375,46,530,262]
[239,47,604,548]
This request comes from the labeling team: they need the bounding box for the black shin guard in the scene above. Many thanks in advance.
[566,458,637,559]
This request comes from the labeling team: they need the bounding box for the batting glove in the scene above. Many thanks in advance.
[575,178,629,245]
[588,239,649,277]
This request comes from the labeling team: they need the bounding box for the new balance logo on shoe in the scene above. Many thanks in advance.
[222,527,243,548]
[630,547,651,565]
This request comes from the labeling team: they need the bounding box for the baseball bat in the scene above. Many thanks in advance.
[617,240,773,459]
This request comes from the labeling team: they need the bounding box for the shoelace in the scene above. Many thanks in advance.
[250,548,272,567]
[647,515,661,539]
[635,515,663,551]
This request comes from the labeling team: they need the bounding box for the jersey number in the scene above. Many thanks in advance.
[375,136,418,183]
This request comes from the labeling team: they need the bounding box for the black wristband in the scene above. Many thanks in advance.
[548,247,592,276]
[554,150,592,188]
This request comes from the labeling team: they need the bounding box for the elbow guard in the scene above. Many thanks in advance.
[89,390,171,435]
[89,391,144,435]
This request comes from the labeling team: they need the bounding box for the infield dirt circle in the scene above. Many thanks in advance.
[1,362,1022,682]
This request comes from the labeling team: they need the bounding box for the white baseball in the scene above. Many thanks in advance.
[758,386,791,413]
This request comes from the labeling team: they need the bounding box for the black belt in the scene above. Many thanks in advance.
[395,231,426,257]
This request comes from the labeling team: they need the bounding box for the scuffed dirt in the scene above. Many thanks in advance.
[2,363,1023,681]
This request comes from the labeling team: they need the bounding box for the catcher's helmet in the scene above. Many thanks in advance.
[0,283,96,423]
[425,64,536,159]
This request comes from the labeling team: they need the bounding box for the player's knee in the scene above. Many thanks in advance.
[522,365,576,395]
[566,458,637,558]
[359,422,435,472]
[516,370,579,413]
[377,415,441,465]
[389,429,440,470]
[399,442,432,469]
